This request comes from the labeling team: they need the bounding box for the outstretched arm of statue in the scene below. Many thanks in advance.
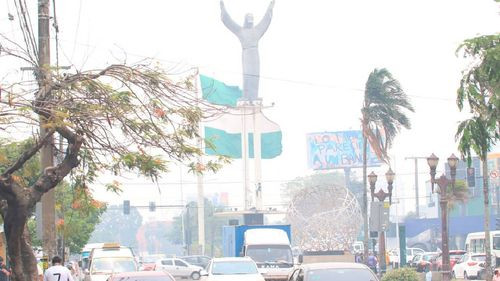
[255,0,275,38]
[220,0,241,36]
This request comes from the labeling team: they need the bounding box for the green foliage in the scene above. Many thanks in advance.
[381,268,419,281]
[55,182,107,253]
[27,219,42,248]
[0,139,40,186]
[167,199,236,257]
[362,68,415,162]
[89,205,142,249]
[27,182,107,254]
[456,34,499,164]
[2,139,106,253]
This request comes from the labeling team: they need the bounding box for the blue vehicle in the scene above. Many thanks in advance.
[222,225,293,281]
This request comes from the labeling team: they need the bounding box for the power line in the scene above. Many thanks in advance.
[46,37,455,103]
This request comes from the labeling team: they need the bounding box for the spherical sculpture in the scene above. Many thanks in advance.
[286,185,362,251]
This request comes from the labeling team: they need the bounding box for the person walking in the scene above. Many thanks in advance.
[44,256,74,281]
[0,257,11,281]
[493,269,500,281]
[367,252,378,274]
[425,267,432,281]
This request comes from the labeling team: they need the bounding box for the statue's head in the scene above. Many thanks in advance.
[244,13,254,28]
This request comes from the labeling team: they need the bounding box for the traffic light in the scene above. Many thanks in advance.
[123,200,130,215]
[496,217,500,230]
[149,201,156,212]
[467,167,475,187]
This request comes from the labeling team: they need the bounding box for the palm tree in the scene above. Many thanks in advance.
[361,68,414,260]
[456,34,499,281]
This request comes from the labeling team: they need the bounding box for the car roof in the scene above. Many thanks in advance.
[110,271,173,277]
[212,257,254,262]
[301,262,372,270]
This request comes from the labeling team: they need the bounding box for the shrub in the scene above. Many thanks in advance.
[381,268,419,281]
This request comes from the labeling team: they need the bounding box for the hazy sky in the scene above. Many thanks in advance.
[1,0,499,221]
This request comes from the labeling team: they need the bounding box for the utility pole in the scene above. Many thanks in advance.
[405,156,428,218]
[195,74,205,255]
[38,0,57,260]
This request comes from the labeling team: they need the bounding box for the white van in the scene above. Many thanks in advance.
[243,228,294,281]
[84,243,137,281]
[465,231,500,266]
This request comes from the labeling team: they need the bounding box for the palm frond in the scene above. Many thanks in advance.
[361,68,414,163]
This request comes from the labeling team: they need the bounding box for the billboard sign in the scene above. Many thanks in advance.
[307,130,382,170]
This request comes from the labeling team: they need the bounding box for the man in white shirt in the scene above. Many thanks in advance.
[44,256,74,281]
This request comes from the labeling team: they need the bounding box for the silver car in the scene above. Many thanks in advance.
[155,257,203,280]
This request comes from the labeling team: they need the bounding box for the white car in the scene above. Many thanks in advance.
[452,253,486,280]
[155,257,203,280]
[201,257,265,281]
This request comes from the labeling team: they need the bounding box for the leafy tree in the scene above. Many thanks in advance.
[54,183,107,254]
[89,205,142,250]
[1,140,106,255]
[167,199,236,257]
[360,68,414,258]
[0,2,226,280]
[456,34,499,281]
[27,183,107,254]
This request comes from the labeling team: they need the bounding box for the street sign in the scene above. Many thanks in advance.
[491,170,499,179]
[370,201,390,232]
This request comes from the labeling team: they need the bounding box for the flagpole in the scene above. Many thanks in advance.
[253,101,263,210]
[241,102,251,210]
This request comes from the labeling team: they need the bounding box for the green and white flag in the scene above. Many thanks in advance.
[200,75,282,159]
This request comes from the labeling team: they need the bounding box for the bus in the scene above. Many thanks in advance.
[465,231,500,266]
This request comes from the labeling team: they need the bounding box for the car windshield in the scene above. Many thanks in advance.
[91,258,136,274]
[306,268,377,281]
[211,261,258,275]
[472,255,486,261]
[246,245,293,264]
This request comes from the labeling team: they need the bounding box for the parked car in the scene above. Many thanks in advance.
[406,248,425,263]
[288,262,378,281]
[434,250,466,271]
[409,253,423,268]
[155,257,203,280]
[182,255,212,269]
[451,253,486,280]
[201,257,265,281]
[387,247,425,267]
[108,271,175,281]
[416,252,439,272]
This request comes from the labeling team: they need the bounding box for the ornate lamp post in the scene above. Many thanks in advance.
[368,168,395,275]
[427,153,458,281]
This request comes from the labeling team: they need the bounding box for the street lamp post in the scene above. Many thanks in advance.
[369,168,395,276]
[427,153,458,281]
